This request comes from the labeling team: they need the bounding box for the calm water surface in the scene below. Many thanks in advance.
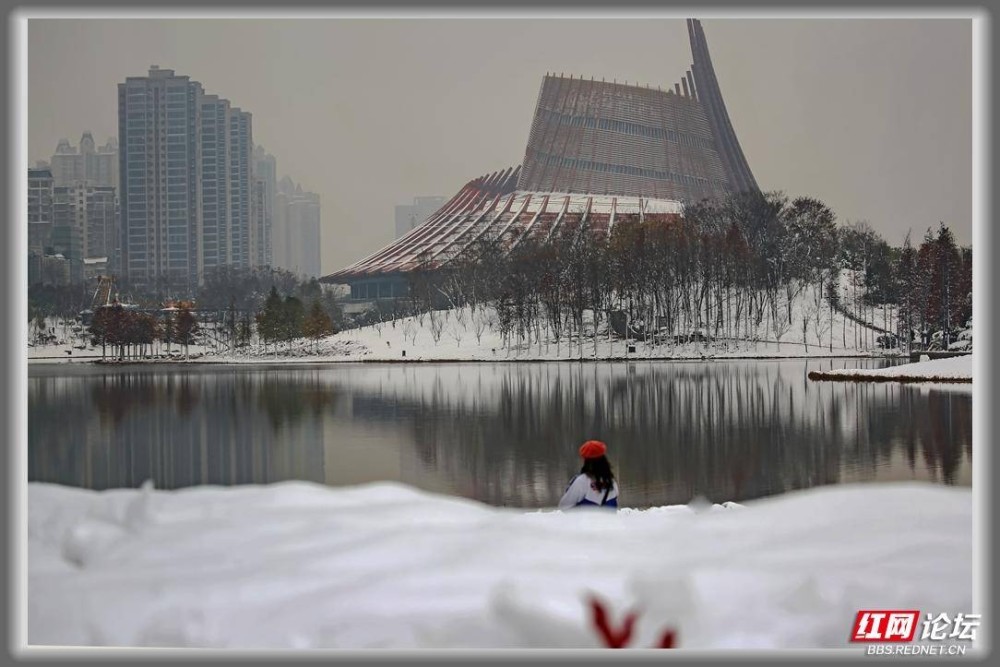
[28,359,972,508]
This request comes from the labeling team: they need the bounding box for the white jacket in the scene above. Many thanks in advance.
[558,474,619,510]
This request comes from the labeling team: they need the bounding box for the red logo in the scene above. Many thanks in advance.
[850,610,920,642]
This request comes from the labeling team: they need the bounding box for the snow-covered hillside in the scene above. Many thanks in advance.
[201,283,899,363]
[27,480,973,650]
[26,275,953,365]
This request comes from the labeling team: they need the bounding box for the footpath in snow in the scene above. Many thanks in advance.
[808,354,973,384]
[28,480,973,650]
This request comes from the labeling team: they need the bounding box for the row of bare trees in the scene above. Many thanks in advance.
[88,290,339,360]
[89,304,197,360]
[383,190,969,355]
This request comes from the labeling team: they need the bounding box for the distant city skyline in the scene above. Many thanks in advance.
[29,18,973,276]
[27,63,324,291]
[394,196,446,239]
[48,131,118,188]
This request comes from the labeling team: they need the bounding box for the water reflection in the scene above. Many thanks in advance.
[29,369,332,490]
[28,359,971,508]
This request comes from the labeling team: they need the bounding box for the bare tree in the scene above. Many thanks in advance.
[402,317,419,346]
[769,299,791,350]
[449,318,465,347]
[428,309,445,345]
[472,307,493,345]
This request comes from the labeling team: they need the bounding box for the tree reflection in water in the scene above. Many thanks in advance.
[28,361,970,507]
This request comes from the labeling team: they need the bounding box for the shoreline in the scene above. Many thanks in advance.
[29,351,906,366]
[807,353,973,384]
[807,370,972,384]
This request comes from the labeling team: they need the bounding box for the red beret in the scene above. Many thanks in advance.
[579,440,607,459]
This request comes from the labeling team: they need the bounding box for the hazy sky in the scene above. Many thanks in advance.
[28,18,972,275]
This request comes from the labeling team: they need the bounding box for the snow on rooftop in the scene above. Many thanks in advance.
[515,191,684,215]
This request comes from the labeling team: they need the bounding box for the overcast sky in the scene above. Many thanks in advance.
[28,18,972,275]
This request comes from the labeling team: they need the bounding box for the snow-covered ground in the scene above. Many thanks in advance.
[28,480,973,650]
[810,355,972,383]
[27,340,211,364]
[24,279,953,365]
[194,290,900,364]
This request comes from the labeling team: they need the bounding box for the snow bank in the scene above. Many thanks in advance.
[809,355,972,383]
[28,480,972,649]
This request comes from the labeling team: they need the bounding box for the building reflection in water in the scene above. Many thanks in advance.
[28,368,332,489]
[28,359,971,508]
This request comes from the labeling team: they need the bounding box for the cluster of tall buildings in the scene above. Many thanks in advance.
[28,133,119,285]
[28,66,322,293]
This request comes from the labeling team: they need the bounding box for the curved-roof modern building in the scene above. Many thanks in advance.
[326,19,757,298]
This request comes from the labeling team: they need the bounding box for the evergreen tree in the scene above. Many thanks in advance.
[931,223,962,344]
[302,300,335,352]
[914,228,938,344]
[175,305,198,359]
[256,286,284,352]
[958,246,973,326]
[895,232,918,351]
[280,295,305,348]
[237,313,253,349]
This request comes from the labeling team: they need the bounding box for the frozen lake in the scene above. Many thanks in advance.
[27,358,971,508]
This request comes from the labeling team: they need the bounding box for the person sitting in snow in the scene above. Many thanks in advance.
[558,440,619,510]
